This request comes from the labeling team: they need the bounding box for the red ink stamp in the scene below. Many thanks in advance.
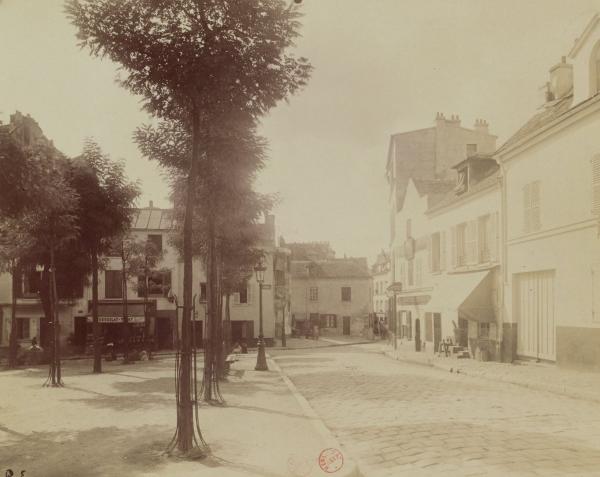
[318,448,344,473]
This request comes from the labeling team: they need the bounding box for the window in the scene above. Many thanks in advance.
[479,322,490,338]
[523,181,541,233]
[138,270,171,297]
[592,154,600,215]
[16,318,30,340]
[425,313,433,342]
[147,234,163,253]
[309,287,318,301]
[466,144,478,157]
[20,269,42,298]
[456,223,467,266]
[407,260,414,286]
[478,215,491,262]
[341,287,351,302]
[234,281,251,304]
[319,314,337,328]
[200,283,207,302]
[105,270,122,299]
[431,233,441,272]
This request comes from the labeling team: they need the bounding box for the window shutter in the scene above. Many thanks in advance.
[523,183,531,233]
[247,283,253,304]
[490,212,499,262]
[450,226,456,269]
[531,181,541,231]
[467,220,477,264]
[592,155,600,215]
[440,231,447,271]
[234,292,240,305]
[427,235,432,272]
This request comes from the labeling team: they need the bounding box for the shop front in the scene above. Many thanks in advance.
[77,300,157,353]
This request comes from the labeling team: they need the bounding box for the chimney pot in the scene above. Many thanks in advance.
[149,200,154,208]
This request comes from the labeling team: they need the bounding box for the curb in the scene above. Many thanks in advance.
[382,348,600,405]
[269,356,362,477]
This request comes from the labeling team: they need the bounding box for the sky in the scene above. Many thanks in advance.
[2,0,600,264]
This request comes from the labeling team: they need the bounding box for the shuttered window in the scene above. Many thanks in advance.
[440,231,446,270]
[105,270,122,299]
[592,155,600,215]
[524,181,541,233]
[416,258,423,287]
[466,220,477,264]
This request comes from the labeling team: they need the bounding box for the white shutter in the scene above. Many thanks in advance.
[427,235,432,272]
[490,212,499,262]
[531,181,541,231]
[440,231,447,271]
[593,155,600,215]
[247,282,253,304]
[523,183,531,233]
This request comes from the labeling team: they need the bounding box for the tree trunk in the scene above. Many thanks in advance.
[176,107,199,453]
[223,293,231,360]
[122,252,130,363]
[144,269,151,357]
[8,263,19,368]
[50,243,62,384]
[203,220,215,401]
[91,249,102,373]
[215,256,224,379]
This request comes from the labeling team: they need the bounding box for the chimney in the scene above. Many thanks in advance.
[474,118,489,134]
[448,114,461,127]
[548,56,573,101]
[435,112,446,128]
[149,200,154,208]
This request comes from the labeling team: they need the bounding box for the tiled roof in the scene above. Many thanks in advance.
[412,179,456,208]
[496,94,574,155]
[291,258,371,279]
[131,208,174,230]
[427,169,500,214]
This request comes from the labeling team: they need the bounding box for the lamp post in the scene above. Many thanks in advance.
[254,260,268,371]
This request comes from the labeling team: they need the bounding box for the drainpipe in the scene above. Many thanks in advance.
[499,160,510,362]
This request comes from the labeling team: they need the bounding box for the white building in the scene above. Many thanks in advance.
[496,13,600,369]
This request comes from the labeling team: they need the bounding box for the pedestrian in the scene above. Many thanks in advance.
[313,324,319,340]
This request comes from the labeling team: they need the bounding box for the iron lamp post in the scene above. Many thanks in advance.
[254,260,268,371]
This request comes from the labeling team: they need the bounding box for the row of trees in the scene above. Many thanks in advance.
[0,130,141,380]
[67,0,312,455]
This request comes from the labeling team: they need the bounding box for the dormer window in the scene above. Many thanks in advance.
[455,167,468,195]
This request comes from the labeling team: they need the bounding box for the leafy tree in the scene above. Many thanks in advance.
[67,0,311,454]
[70,139,140,373]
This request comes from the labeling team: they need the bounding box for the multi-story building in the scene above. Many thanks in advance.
[290,250,372,337]
[371,251,391,322]
[386,114,498,358]
[496,13,600,369]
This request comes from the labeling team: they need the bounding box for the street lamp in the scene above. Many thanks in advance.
[254,259,268,371]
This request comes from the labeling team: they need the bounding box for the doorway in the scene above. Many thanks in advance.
[433,313,442,353]
[342,316,351,335]
[415,318,421,351]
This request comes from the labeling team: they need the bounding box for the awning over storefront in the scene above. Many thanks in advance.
[396,294,431,306]
[426,270,494,322]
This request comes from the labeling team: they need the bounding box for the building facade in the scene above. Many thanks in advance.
[496,13,600,369]
[371,251,391,322]
[386,114,499,358]
[290,253,372,337]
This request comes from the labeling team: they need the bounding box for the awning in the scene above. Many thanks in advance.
[87,315,145,324]
[86,301,150,324]
[426,270,494,322]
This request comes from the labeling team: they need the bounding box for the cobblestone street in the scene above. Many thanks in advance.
[271,344,600,476]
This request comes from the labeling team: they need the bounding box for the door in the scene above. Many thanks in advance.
[343,316,351,335]
[515,271,556,361]
[155,317,173,350]
[433,313,442,353]
[414,318,421,351]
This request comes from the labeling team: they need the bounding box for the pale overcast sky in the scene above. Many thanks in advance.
[2,1,600,263]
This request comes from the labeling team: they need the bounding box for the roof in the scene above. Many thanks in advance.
[427,169,500,214]
[286,242,336,261]
[131,208,174,230]
[412,178,456,208]
[496,94,574,155]
[291,258,371,279]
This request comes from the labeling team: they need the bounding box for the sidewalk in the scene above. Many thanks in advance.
[0,354,358,477]
[271,335,372,351]
[376,341,600,404]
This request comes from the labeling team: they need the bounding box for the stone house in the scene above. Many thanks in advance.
[290,254,372,337]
